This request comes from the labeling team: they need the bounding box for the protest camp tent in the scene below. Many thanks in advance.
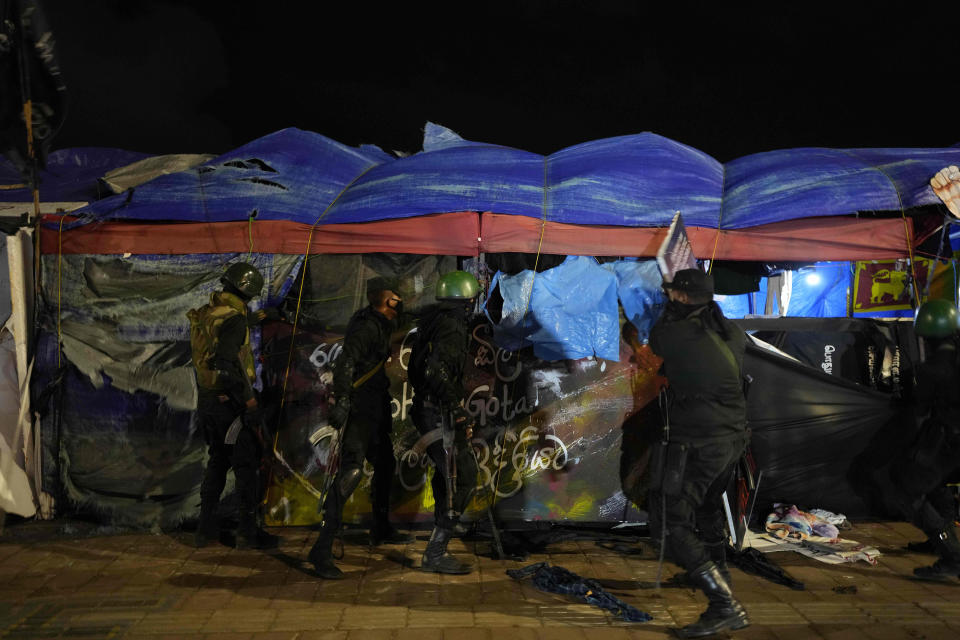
[26,124,960,527]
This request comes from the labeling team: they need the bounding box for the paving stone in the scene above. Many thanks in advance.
[202,609,279,633]
[742,602,808,625]
[792,602,873,625]
[407,605,474,628]
[267,606,344,631]
[338,604,408,629]
[345,629,394,640]
[295,632,348,640]
[396,628,443,640]
[770,624,828,640]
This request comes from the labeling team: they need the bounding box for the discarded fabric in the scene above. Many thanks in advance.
[765,503,840,540]
[506,561,652,622]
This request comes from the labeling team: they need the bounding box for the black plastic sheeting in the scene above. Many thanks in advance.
[743,341,902,517]
[621,317,919,520]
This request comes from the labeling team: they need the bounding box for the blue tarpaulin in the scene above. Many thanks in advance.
[0,148,150,202]
[788,264,851,318]
[62,124,960,233]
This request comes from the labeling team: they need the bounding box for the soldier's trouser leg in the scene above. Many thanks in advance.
[309,408,371,577]
[368,395,412,544]
[452,431,478,516]
[912,488,960,581]
[696,451,740,583]
[232,426,263,548]
[663,439,741,572]
[196,398,236,547]
[664,438,748,637]
[412,400,474,573]
[886,420,960,579]
[198,444,229,545]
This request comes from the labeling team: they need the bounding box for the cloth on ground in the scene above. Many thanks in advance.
[808,508,851,528]
[506,561,652,622]
[766,503,840,540]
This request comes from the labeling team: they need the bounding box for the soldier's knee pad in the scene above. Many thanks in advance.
[337,466,364,501]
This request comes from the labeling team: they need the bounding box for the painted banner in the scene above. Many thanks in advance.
[852,258,932,313]
[259,316,664,526]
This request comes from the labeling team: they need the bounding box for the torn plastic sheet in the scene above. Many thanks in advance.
[100,154,216,194]
[486,256,620,361]
[33,252,302,527]
[41,253,301,405]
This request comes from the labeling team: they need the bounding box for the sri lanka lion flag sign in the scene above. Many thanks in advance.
[853,258,933,312]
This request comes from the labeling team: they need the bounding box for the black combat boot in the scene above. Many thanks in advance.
[421,527,473,574]
[194,503,219,548]
[308,524,343,580]
[235,510,280,550]
[913,529,960,582]
[705,540,731,586]
[676,561,750,639]
[913,559,960,581]
[906,537,937,553]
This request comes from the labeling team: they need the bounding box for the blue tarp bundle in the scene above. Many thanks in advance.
[487,256,667,361]
[601,259,665,342]
[487,256,621,361]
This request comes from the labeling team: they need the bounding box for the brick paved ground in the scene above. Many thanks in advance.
[1,519,959,639]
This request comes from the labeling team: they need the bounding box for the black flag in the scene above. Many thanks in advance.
[0,0,66,185]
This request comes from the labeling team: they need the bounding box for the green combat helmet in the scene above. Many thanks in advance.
[222,262,265,299]
[914,299,960,338]
[436,270,480,300]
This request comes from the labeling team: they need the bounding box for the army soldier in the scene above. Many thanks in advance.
[308,277,413,579]
[887,299,960,581]
[190,262,277,550]
[408,270,480,574]
[647,268,750,638]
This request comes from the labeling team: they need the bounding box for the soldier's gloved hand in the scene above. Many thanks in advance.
[328,398,351,430]
[253,307,282,323]
[242,406,267,446]
[451,405,475,438]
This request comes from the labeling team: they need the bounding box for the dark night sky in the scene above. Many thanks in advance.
[41,1,957,163]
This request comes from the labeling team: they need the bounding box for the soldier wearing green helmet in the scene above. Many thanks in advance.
[408,270,481,574]
[884,298,960,581]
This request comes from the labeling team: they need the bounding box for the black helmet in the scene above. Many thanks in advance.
[222,262,264,299]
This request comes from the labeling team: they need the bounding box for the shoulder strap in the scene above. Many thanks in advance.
[353,359,386,389]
